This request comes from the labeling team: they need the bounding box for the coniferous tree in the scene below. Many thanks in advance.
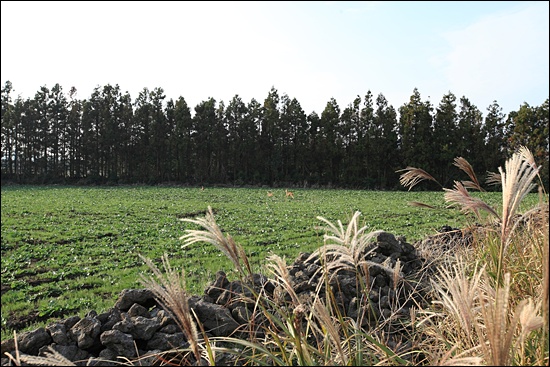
[34,86,52,180]
[171,96,193,182]
[213,100,228,182]
[482,101,507,180]
[279,95,307,183]
[133,88,154,182]
[243,98,262,183]
[225,94,250,183]
[432,92,458,186]
[117,91,134,181]
[48,83,68,180]
[260,87,280,184]
[398,88,435,188]
[507,100,550,190]
[1,81,15,177]
[340,95,362,186]
[319,98,342,185]
[192,97,218,183]
[360,92,375,187]
[66,87,82,179]
[149,87,169,182]
[374,93,399,189]
[20,97,38,179]
[11,96,25,180]
[306,111,321,185]
[456,96,484,179]
[96,84,122,182]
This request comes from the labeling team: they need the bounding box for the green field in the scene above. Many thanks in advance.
[0,185,536,340]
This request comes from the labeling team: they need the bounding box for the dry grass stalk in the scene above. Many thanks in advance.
[266,253,302,307]
[310,211,382,274]
[453,157,485,192]
[434,345,483,366]
[431,258,485,341]
[15,346,77,366]
[518,298,544,341]
[477,272,524,366]
[397,166,442,191]
[543,212,550,343]
[179,206,252,277]
[517,297,545,366]
[392,259,402,291]
[486,171,502,186]
[518,145,537,168]
[311,298,347,365]
[139,253,202,364]
[408,201,438,209]
[499,148,540,247]
[443,181,500,221]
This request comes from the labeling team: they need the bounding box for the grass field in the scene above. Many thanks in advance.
[0,185,538,341]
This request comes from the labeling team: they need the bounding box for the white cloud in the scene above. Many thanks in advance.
[442,2,549,111]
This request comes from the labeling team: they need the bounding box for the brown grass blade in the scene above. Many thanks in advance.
[518,145,537,168]
[266,253,302,307]
[443,181,500,221]
[479,272,520,366]
[397,166,442,190]
[139,253,202,362]
[408,201,438,209]
[431,258,485,338]
[17,346,76,366]
[499,149,540,246]
[454,157,485,192]
[485,171,502,187]
[179,206,252,276]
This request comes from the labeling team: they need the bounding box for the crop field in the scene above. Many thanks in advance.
[1,185,537,340]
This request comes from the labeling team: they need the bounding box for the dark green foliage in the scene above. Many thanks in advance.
[1,80,548,191]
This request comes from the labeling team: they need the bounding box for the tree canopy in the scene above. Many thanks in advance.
[1,81,548,191]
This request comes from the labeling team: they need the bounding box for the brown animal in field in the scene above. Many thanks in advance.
[267,191,274,197]
[285,189,294,199]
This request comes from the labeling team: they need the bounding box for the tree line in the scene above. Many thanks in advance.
[1,81,548,191]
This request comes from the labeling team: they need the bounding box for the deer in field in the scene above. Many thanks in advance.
[285,189,294,199]
[267,191,274,197]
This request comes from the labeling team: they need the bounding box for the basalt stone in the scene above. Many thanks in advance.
[99,308,122,333]
[190,299,240,337]
[1,228,444,366]
[64,315,81,330]
[127,303,151,318]
[146,332,186,351]
[46,322,70,346]
[114,289,156,311]
[17,327,52,355]
[69,317,102,350]
[99,329,136,359]
[39,344,89,364]
[205,270,230,301]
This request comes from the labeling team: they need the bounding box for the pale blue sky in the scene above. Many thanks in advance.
[1,1,548,116]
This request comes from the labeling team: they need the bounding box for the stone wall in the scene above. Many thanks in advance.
[1,228,468,366]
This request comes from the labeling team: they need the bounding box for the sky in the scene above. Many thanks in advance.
[1,1,548,117]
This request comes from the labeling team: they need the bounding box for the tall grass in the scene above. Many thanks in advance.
[136,208,415,366]
[6,147,547,366]
[401,146,549,366]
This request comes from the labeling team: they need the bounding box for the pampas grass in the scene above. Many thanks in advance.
[453,157,485,192]
[396,167,442,191]
[397,145,548,366]
[138,253,203,364]
[179,206,252,278]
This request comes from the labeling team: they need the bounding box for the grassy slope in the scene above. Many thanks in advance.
[0,185,538,340]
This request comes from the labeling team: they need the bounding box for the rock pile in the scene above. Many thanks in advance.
[1,228,464,366]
